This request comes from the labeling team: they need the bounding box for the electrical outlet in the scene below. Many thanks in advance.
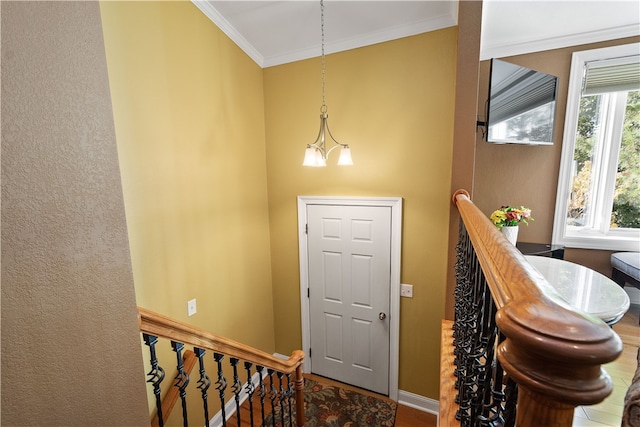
[400,284,413,298]
[187,299,197,316]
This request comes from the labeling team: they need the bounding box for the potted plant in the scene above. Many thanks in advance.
[490,206,533,245]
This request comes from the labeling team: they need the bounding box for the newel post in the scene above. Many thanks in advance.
[451,189,623,426]
[515,388,575,426]
[496,301,622,427]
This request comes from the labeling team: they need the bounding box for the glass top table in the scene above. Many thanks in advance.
[525,255,630,325]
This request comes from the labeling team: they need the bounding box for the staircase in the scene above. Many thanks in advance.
[138,307,305,427]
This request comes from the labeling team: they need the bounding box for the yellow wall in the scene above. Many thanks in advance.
[264,28,458,399]
[101,1,457,401]
[100,2,276,352]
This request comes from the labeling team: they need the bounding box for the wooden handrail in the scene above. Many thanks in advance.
[138,307,305,373]
[452,189,623,426]
[138,306,305,426]
[151,350,197,427]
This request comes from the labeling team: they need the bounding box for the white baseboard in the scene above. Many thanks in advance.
[398,389,439,424]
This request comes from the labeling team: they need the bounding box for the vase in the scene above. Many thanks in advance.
[501,225,519,245]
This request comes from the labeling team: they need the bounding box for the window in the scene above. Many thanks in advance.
[553,43,640,251]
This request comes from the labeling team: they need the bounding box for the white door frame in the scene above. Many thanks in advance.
[297,196,402,401]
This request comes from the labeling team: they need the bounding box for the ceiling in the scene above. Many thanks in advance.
[193,1,640,68]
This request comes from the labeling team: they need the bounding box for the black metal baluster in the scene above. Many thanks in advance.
[277,372,286,426]
[453,228,465,376]
[171,341,190,427]
[453,235,466,417]
[454,225,473,425]
[470,252,487,426]
[463,249,480,426]
[143,334,166,427]
[476,288,499,427]
[502,376,518,427]
[465,285,479,427]
[453,229,469,365]
[478,296,498,426]
[487,331,510,427]
[214,353,228,427]
[286,373,293,426]
[244,361,255,427]
[194,347,211,425]
[268,369,277,427]
[257,366,267,425]
[470,276,489,425]
[230,358,242,427]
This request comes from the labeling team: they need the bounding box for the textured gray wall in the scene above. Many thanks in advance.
[1,2,149,425]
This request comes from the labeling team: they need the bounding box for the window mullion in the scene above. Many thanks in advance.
[598,93,627,232]
[586,95,609,230]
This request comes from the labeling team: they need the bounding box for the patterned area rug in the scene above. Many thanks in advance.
[265,378,397,427]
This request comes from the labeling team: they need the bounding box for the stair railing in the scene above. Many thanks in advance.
[138,307,305,427]
[444,190,623,427]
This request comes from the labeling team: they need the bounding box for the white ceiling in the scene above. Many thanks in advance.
[193,0,640,68]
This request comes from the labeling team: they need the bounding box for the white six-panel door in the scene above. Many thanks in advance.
[307,204,392,394]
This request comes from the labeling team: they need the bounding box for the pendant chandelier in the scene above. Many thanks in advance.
[302,0,353,167]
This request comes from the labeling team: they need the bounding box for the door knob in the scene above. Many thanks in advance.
[379,312,386,320]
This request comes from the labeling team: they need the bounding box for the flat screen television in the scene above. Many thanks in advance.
[486,59,558,145]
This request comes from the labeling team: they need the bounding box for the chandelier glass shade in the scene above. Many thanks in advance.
[302,0,353,167]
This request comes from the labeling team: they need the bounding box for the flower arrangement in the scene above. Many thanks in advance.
[490,206,533,229]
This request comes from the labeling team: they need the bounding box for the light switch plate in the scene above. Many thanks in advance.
[187,299,197,316]
[400,284,413,298]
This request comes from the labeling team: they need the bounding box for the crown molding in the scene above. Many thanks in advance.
[193,1,637,67]
[262,2,458,68]
[193,0,457,69]
[480,23,640,61]
[191,0,266,67]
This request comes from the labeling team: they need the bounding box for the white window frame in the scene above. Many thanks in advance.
[552,43,640,251]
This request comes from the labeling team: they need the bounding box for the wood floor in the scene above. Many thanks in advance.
[395,402,437,426]
[573,302,639,427]
[334,303,639,427]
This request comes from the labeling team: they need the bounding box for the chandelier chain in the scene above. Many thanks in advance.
[320,0,326,112]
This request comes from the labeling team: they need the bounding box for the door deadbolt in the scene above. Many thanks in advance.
[379,312,387,320]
